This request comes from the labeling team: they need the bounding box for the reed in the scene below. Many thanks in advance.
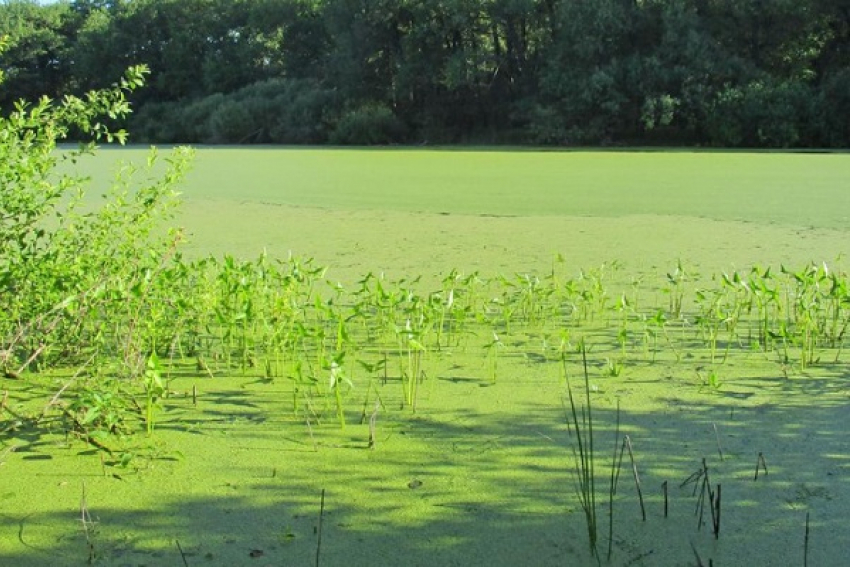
[563,340,599,559]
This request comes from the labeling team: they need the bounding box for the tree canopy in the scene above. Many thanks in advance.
[2,0,849,146]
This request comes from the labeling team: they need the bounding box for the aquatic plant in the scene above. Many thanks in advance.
[484,331,505,384]
[562,340,599,559]
[142,353,166,435]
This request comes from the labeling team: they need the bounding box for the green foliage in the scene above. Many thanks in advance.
[329,104,407,146]
[524,104,572,145]
[143,352,166,435]
[0,62,152,371]
[4,0,848,146]
[209,99,255,143]
[65,376,133,441]
[0,1,75,108]
[641,94,679,132]
[133,79,339,144]
[1,40,193,452]
[706,80,816,147]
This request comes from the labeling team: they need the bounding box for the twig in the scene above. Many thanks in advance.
[9,277,105,377]
[694,459,714,531]
[16,343,48,377]
[713,423,724,461]
[80,482,90,530]
[607,399,620,561]
[37,353,97,423]
[754,452,768,480]
[5,294,78,376]
[305,416,318,452]
[196,357,215,379]
[623,436,646,521]
[580,344,598,561]
[681,467,705,493]
[176,539,190,567]
[690,541,705,567]
[695,476,706,529]
[315,489,325,567]
[368,399,380,449]
[713,484,721,539]
[804,511,810,567]
[80,481,96,564]
[662,481,668,518]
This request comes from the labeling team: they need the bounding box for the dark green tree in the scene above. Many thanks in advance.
[0,1,76,107]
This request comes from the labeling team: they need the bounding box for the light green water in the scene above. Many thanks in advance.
[81,147,850,227]
[3,148,849,565]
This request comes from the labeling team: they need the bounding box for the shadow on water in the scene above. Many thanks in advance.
[1,357,848,566]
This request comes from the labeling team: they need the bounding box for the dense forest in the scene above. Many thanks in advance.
[2,0,849,146]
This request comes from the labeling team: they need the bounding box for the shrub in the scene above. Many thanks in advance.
[131,101,184,142]
[178,93,226,142]
[1,37,192,412]
[524,103,573,145]
[209,99,257,143]
[267,79,339,144]
[132,79,339,144]
[329,103,407,145]
[228,78,340,144]
[706,80,815,147]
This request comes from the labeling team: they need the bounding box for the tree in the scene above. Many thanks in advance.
[4,0,849,146]
[536,0,644,143]
[0,1,76,108]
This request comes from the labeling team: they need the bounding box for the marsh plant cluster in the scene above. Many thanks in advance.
[4,215,850,456]
[1,60,848,464]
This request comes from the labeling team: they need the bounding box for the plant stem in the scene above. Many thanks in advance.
[607,399,620,561]
[175,540,189,567]
[713,423,724,461]
[315,489,325,567]
[754,452,768,480]
[713,484,721,539]
[804,511,810,567]
[624,436,646,521]
[563,340,599,559]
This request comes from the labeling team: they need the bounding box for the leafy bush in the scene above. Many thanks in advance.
[267,79,339,144]
[177,93,226,142]
[130,101,181,142]
[132,79,339,144]
[209,99,256,143]
[329,103,407,145]
[524,104,573,145]
[225,78,340,144]
[1,38,193,449]
[706,80,815,147]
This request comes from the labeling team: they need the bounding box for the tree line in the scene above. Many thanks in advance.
[2,0,849,147]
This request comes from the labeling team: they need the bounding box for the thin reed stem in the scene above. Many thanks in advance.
[804,511,810,567]
[607,399,620,560]
[624,436,646,521]
[713,484,721,539]
[316,489,325,567]
[562,340,599,559]
[713,423,724,461]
